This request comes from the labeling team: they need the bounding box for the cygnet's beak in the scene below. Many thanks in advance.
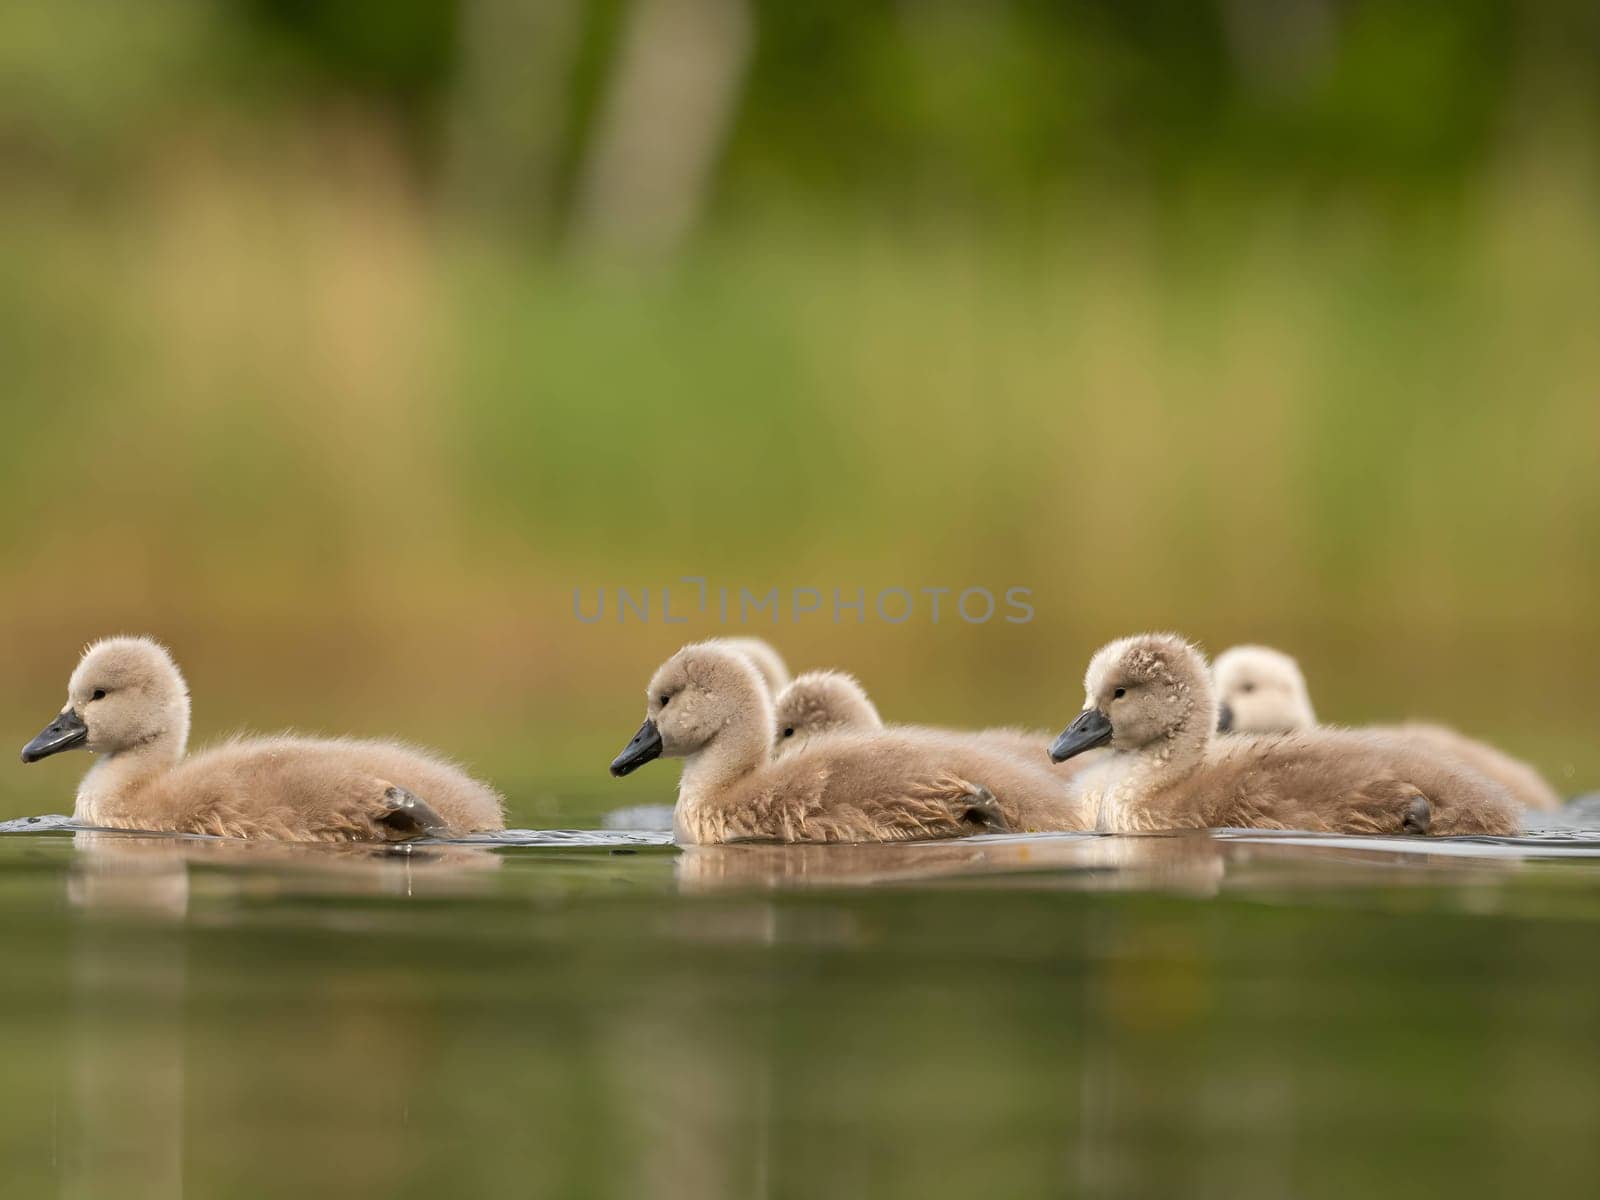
[610,718,663,777]
[1049,708,1112,763]
[21,708,88,764]
[1216,701,1235,733]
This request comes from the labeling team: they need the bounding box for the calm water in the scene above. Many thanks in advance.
[4,800,1600,1198]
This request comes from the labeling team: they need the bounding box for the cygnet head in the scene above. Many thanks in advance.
[704,637,790,697]
[22,637,191,765]
[609,642,771,777]
[1211,645,1316,734]
[772,670,883,755]
[1049,633,1215,763]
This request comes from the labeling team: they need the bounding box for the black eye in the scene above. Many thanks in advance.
[91,689,107,702]
[782,727,794,738]
[659,694,671,706]
[1113,687,1126,700]
[1240,682,1255,694]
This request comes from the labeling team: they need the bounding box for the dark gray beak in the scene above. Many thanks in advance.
[21,709,88,764]
[1217,701,1235,733]
[1049,708,1113,763]
[610,718,663,777]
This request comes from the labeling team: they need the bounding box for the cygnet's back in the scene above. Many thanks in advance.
[155,735,505,840]
[773,670,1068,771]
[1196,727,1519,836]
[1213,644,1561,813]
[724,726,1091,841]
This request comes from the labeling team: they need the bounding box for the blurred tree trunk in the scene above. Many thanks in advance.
[1220,0,1337,96]
[446,0,582,239]
[571,0,753,261]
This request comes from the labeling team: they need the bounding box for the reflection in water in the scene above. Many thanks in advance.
[68,833,192,917]
[68,830,503,915]
[67,883,185,1200]
[0,822,1597,1195]
[675,832,1229,894]
[59,831,504,1199]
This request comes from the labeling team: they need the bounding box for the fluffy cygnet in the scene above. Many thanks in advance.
[1049,633,1520,836]
[1211,645,1317,735]
[703,637,790,697]
[609,642,1090,843]
[772,670,884,750]
[1213,643,1560,812]
[21,637,505,841]
[771,669,1066,767]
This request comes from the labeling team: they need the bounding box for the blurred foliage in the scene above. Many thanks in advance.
[0,0,1598,821]
[6,1,1597,221]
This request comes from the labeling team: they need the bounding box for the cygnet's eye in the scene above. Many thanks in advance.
[658,693,671,706]
[90,689,107,702]
[1240,682,1255,694]
[1112,687,1126,700]
[782,727,795,738]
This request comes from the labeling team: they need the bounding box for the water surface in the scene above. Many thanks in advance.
[4,806,1600,1198]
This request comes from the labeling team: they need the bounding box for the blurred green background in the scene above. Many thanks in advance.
[2,0,1597,822]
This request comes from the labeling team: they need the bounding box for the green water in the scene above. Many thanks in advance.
[4,816,1600,1199]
